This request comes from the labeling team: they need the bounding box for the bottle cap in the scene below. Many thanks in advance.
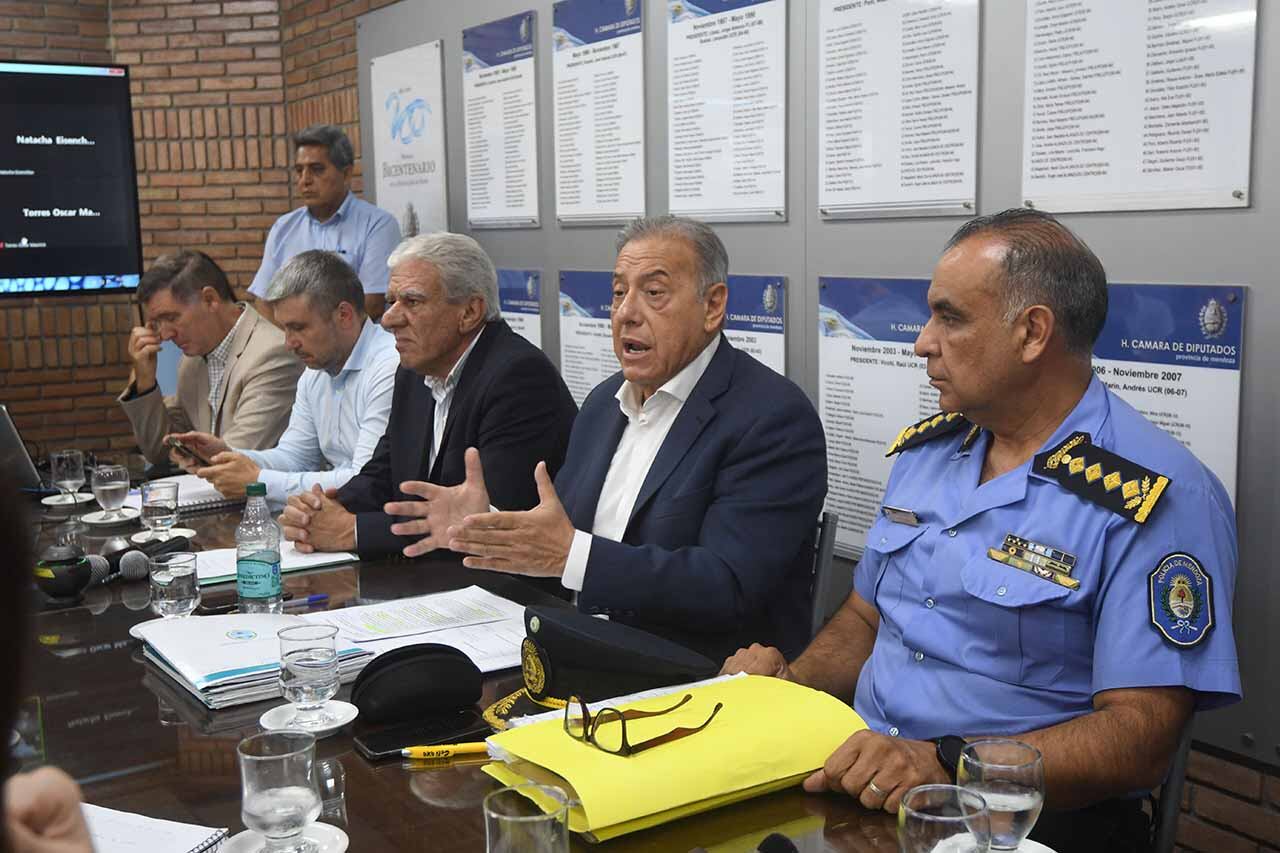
[246,482,267,497]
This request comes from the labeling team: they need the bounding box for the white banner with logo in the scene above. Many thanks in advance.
[370,41,448,235]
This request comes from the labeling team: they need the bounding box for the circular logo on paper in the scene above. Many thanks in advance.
[625,0,637,15]
[520,15,531,43]
[1199,298,1228,339]
[226,630,257,641]
[521,638,546,697]
[526,275,537,300]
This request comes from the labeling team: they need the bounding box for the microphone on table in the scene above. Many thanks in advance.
[86,536,193,586]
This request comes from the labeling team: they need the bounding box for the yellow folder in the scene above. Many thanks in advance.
[482,675,866,842]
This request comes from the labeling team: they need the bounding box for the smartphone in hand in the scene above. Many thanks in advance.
[165,436,212,468]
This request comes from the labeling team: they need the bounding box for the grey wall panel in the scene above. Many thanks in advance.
[359,0,1280,764]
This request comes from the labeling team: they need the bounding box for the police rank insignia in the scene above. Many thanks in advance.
[886,412,972,456]
[1032,431,1170,524]
[1149,552,1214,647]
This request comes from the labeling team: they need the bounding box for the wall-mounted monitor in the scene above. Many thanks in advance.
[0,61,142,297]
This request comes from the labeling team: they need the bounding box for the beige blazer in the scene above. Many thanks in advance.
[118,305,303,464]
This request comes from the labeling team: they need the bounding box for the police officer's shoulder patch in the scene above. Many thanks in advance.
[1149,552,1214,648]
[1032,431,1171,524]
[886,411,971,457]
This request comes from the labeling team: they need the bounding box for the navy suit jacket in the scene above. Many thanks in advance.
[337,319,577,558]
[557,336,827,660]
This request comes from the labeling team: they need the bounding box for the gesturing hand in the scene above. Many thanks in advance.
[385,447,492,558]
[446,461,574,578]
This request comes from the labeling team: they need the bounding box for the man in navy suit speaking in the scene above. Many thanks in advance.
[386,216,827,659]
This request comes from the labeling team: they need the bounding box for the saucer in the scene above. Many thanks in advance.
[128,617,165,641]
[259,701,358,738]
[80,508,140,526]
[41,493,94,506]
[130,527,197,544]
[1019,841,1056,853]
[222,822,348,853]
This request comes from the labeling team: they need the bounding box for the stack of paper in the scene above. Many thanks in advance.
[135,613,372,709]
[82,803,226,853]
[303,585,528,673]
[194,543,358,587]
[483,675,867,842]
[134,587,530,709]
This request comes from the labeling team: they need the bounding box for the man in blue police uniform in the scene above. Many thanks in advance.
[249,124,401,323]
[724,208,1240,851]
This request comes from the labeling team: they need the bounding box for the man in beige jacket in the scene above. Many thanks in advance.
[118,250,302,466]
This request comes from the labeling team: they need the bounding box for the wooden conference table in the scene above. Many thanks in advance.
[25,504,895,852]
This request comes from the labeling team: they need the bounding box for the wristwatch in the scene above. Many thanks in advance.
[933,735,967,782]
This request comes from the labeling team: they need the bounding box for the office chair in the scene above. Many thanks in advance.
[808,512,847,639]
[1152,719,1194,852]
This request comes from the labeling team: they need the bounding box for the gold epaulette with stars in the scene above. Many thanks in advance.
[1032,431,1171,524]
[885,411,975,457]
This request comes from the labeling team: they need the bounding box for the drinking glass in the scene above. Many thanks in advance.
[50,449,85,506]
[238,731,321,853]
[957,739,1045,851]
[315,758,347,828]
[898,784,991,853]
[149,552,199,618]
[140,480,179,540]
[91,464,130,521]
[277,625,340,729]
[483,783,570,853]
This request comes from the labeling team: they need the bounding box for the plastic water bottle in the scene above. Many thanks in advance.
[236,482,282,613]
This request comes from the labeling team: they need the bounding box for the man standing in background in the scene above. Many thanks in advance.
[249,124,401,322]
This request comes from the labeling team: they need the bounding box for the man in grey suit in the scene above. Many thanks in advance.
[118,250,303,466]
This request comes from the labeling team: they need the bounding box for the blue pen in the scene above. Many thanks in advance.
[282,594,329,609]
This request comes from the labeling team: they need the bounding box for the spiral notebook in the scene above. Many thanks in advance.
[125,474,245,515]
[82,803,227,852]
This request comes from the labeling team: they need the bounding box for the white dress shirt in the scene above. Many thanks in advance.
[561,336,720,592]
[240,319,398,505]
[423,326,485,472]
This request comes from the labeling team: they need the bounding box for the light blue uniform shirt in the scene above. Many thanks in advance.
[240,319,399,505]
[854,376,1240,740]
[249,192,401,297]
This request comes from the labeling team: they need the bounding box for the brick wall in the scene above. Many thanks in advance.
[280,0,397,193]
[0,0,110,63]
[1175,747,1280,852]
[112,0,291,295]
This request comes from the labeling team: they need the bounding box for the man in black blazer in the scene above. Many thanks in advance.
[279,233,576,558]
